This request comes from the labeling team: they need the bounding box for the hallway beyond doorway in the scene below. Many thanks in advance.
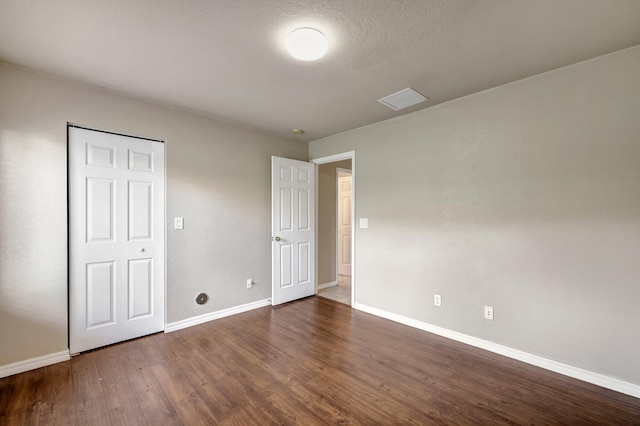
[317,275,351,305]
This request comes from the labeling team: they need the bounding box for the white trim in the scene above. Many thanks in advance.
[311,151,355,165]
[0,350,70,379]
[313,164,320,295]
[165,299,271,333]
[354,302,640,399]
[318,281,338,290]
[163,137,168,331]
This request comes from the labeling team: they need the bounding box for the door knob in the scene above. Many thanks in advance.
[139,247,145,252]
[274,236,281,241]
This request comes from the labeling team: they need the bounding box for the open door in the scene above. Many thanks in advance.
[271,156,315,305]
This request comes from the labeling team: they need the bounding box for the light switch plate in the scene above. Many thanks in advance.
[359,218,368,229]
[174,217,184,230]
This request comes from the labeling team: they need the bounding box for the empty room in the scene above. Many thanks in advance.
[1,1,640,424]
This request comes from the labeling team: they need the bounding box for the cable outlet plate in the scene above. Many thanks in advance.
[484,306,494,320]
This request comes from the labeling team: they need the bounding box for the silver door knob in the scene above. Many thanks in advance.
[139,247,145,252]
[274,236,281,241]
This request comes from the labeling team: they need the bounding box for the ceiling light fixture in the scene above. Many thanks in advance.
[286,28,328,61]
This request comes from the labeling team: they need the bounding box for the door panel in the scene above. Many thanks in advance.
[87,178,115,242]
[128,149,153,171]
[69,126,164,354]
[87,144,115,167]
[86,261,116,328]
[298,189,310,230]
[298,242,310,283]
[128,258,153,319]
[280,243,293,288]
[341,235,351,264]
[128,181,153,240]
[272,156,315,305]
[280,188,293,230]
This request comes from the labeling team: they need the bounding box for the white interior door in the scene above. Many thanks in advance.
[271,156,315,305]
[69,126,165,354]
[337,170,352,276]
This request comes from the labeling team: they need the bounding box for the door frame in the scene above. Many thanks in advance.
[311,151,355,307]
[67,123,167,353]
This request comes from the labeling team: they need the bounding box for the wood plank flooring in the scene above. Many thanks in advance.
[1,296,639,425]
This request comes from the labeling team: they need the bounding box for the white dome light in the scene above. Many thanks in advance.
[286,28,328,61]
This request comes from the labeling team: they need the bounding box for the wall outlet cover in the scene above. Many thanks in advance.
[484,306,494,320]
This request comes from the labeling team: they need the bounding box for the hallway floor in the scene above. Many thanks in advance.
[317,274,351,305]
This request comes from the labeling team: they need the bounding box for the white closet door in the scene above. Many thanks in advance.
[69,126,164,354]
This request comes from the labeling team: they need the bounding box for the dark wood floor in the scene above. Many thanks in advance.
[1,297,639,425]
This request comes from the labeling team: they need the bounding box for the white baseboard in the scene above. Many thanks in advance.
[165,299,271,333]
[354,302,640,399]
[0,350,70,379]
[318,281,338,290]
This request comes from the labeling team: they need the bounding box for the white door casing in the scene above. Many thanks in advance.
[271,156,315,305]
[311,151,355,307]
[337,170,352,277]
[69,126,165,354]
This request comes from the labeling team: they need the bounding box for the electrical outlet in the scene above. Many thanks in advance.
[434,294,442,307]
[174,217,184,229]
[246,278,254,289]
[484,306,494,320]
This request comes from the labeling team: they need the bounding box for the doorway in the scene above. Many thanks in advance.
[312,152,355,306]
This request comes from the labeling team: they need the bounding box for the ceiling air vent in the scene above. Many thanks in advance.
[377,87,429,111]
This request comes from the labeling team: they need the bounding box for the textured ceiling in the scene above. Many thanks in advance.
[1,1,640,142]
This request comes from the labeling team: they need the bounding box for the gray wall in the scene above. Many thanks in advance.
[309,46,640,386]
[0,62,307,367]
[317,160,352,284]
